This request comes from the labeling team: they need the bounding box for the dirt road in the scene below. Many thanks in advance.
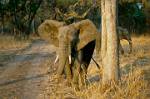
[0,39,58,99]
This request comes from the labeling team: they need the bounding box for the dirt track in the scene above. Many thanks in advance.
[0,39,58,99]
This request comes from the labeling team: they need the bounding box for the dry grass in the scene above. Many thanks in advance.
[47,35,150,99]
[46,68,147,99]
[0,35,149,98]
[75,68,147,99]
[0,35,31,51]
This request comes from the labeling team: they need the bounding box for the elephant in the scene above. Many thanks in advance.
[117,26,132,54]
[38,19,99,87]
[72,40,96,87]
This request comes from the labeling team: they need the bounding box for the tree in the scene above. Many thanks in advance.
[0,0,9,34]
[101,0,120,84]
[47,0,57,19]
[0,1,5,34]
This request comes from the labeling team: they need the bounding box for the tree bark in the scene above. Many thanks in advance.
[1,12,4,34]
[92,0,97,6]
[101,0,120,84]
[51,0,57,19]
[31,18,35,34]
[1,4,4,34]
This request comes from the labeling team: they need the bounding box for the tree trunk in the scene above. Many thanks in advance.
[1,14,4,34]
[51,0,57,19]
[101,0,120,84]
[31,18,35,34]
[92,0,96,6]
[1,4,4,34]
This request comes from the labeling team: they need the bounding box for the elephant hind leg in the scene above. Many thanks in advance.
[72,59,81,90]
[80,64,87,87]
[119,40,124,54]
[120,44,124,54]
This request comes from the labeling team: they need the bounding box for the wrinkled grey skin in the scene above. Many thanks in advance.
[38,19,131,88]
[57,20,98,76]
[38,19,99,87]
[56,20,99,88]
[56,25,131,87]
[57,25,79,81]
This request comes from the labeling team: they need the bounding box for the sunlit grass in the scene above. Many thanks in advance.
[78,69,147,99]
[0,35,31,50]
[46,35,150,99]
[0,34,149,98]
[46,68,147,99]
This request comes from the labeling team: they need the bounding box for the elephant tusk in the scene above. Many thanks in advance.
[54,55,59,64]
[69,55,71,64]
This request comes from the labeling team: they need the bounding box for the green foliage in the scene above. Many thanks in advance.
[1,0,97,38]
[118,2,146,34]
[56,0,78,6]
[1,0,147,38]
[0,0,42,39]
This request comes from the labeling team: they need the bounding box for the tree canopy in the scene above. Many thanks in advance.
[0,0,147,39]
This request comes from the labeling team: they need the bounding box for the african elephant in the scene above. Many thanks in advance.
[73,40,96,86]
[117,26,132,54]
[38,19,99,87]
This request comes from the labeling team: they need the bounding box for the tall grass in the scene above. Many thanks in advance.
[45,68,147,99]
[0,35,30,50]
[45,35,150,99]
[75,68,147,99]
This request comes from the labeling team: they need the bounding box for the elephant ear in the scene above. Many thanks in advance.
[74,19,98,51]
[38,20,65,47]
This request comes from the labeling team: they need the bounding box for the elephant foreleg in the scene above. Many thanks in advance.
[65,60,72,86]
[55,55,72,85]
[72,59,81,90]
[119,41,124,54]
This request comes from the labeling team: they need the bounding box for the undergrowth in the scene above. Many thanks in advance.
[75,68,147,99]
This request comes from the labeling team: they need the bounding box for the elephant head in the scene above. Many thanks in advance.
[38,19,99,76]
[38,20,65,47]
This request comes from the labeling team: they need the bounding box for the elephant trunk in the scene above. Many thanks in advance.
[57,34,72,76]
